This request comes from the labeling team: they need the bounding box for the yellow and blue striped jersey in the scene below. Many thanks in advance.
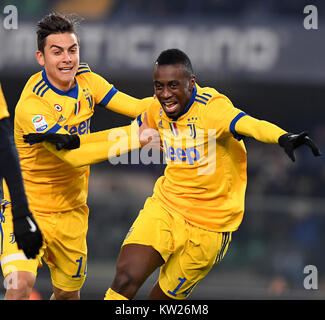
[142,84,248,232]
[142,83,286,232]
[3,63,147,213]
[0,83,10,120]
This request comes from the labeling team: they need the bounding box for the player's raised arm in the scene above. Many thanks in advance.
[104,93,154,119]
[90,71,154,118]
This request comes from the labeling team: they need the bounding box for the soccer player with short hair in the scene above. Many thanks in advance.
[0,83,43,266]
[23,48,321,299]
[100,49,320,300]
[0,13,150,300]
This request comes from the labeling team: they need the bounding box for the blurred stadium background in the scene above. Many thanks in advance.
[1,0,325,300]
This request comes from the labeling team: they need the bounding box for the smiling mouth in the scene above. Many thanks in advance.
[163,102,178,113]
[58,67,74,73]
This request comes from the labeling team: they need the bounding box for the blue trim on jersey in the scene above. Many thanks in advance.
[33,79,44,93]
[76,70,91,76]
[136,114,143,127]
[28,123,62,145]
[47,123,62,133]
[33,80,50,98]
[40,86,50,97]
[202,93,212,98]
[36,82,47,96]
[42,69,79,99]
[194,98,207,105]
[230,112,247,141]
[181,86,197,116]
[195,94,209,101]
[170,86,197,121]
[99,86,118,106]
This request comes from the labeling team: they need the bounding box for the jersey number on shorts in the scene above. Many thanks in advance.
[72,256,87,278]
[168,277,197,298]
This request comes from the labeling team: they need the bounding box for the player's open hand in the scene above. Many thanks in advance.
[23,132,80,150]
[278,131,321,162]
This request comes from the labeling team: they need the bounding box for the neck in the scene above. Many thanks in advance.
[50,77,76,91]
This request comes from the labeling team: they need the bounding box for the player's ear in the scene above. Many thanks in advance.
[189,75,196,91]
[36,50,45,67]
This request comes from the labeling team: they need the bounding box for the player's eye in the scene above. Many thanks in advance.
[169,82,178,89]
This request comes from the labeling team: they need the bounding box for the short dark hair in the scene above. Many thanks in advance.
[36,13,82,52]
[156,49,194,77]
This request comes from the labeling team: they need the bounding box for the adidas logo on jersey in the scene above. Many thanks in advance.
[58,115,66,123]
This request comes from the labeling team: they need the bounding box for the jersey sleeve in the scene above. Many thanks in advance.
[201,94,287,143]
[88,72,152,118]
[0,83,10,120]
[87,72,116,106]
[200,95,246,139]
[235,115,287,143]
[43,123,141,167]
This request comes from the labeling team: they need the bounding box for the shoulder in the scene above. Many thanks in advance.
[75,63,104,82]
[194,84,217,106]
[75,62,92,77]
[16,78,51,119]
[76,63,114,93]
[75,63,102,83]
[196,84,233,107]
[75,63,97,83]
[196,85,234,118]
[15,95,49,119]
[196,84,239,130]
[24,71,51,99]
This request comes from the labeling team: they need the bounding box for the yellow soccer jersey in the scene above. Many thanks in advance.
[3,63,146,213]
[143,84,248,232]
[0,83,10,120]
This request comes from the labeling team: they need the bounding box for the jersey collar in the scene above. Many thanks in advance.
[42,69,79,99]
[170,85,197,121]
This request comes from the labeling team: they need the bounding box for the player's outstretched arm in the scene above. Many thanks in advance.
[235,115,321,161]
[23,123,141,167]
[106,93,153,119]
[23,132,80,150]
[0,118,43,259]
